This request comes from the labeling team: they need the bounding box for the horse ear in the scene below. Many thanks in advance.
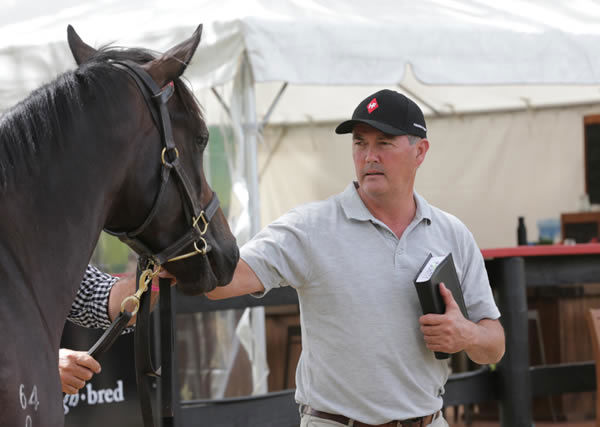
[67,25,98,65]
[143,25,203,86]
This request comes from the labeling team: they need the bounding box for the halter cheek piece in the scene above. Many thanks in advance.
[103,59,220,268]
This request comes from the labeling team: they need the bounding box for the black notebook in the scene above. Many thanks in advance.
[413,253,469,360]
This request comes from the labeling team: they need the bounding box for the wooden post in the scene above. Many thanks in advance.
[585,308,600,427]
[488,257,532,426]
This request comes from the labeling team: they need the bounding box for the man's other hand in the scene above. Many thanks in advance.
[59,348,101,394]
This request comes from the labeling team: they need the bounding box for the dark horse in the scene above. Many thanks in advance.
[0,26,239,426]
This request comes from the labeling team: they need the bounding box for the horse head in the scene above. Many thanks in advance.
[67,26,239,295]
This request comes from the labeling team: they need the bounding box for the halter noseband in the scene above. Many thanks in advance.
[103,59,219,267]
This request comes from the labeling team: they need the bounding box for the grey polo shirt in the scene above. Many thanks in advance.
[241,183,500,424]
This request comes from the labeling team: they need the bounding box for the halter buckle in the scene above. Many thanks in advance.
[193,212,209,235]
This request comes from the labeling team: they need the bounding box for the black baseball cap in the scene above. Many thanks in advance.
[335,89,427,138]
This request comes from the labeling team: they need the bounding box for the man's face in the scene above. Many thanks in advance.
[351,123,427,200]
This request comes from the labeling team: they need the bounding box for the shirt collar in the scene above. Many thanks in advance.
[340,181,433,225]
[414,191,433,225]
[339,182,372,221]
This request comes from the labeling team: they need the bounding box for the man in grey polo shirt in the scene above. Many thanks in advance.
[208,89,504,427]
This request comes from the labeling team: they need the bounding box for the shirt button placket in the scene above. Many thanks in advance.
[395,242,405,268]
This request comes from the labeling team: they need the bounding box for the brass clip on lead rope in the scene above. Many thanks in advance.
[120,266,162,316]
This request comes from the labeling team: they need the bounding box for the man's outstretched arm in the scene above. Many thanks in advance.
[206,260,265,300]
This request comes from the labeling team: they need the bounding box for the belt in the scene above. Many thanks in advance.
[300,405,440,427]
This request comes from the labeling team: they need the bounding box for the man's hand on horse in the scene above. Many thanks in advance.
[59,349,101,394]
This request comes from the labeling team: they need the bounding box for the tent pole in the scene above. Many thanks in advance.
[397,83,441,117]
[240,56,260,236]
[211,87,233,120]
[259,82,288,132]
[240,53,268,395]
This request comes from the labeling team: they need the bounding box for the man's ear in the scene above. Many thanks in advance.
[416,138,429,166]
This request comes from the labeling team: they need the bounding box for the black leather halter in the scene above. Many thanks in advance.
[88,60,219,427]
[103,59,220,266]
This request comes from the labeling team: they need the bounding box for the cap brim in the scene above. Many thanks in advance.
[335,119,408,136]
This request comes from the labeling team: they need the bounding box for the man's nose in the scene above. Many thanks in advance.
[364,145,378,162]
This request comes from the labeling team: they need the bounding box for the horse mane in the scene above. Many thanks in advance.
[0,45,204,191]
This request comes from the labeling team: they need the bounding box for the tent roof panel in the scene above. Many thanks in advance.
[1,0,600,116]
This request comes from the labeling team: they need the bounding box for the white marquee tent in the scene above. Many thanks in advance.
[3,0,600,399]
[2,0,600,249]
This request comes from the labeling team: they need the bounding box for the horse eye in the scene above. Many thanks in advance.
[196,134,208,148]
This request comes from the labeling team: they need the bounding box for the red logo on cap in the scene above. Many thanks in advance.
[367,98,379,114]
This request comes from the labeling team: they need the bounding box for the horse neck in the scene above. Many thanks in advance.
[0,108,139,347]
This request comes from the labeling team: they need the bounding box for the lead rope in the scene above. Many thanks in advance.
[85,249,198,427]
[86,258,162,427]
[132,265,177,427]
[134,257,162,427]
[159,273,176,426]
[87,261,160,359]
